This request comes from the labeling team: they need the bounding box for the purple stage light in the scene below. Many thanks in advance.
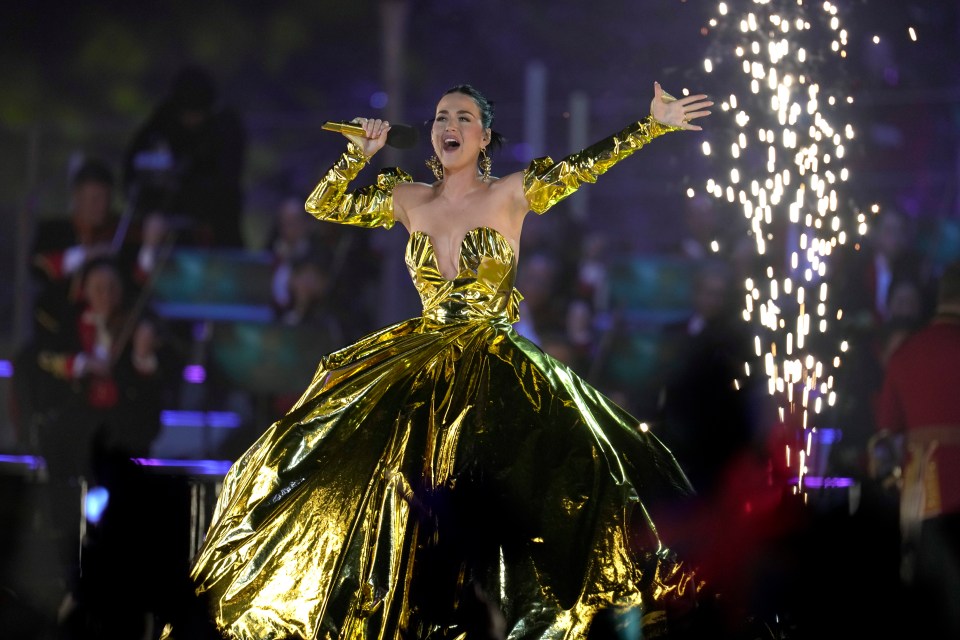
[133,457,233,476]
[816,428,841,445]
[161,410,205,427]
[183,365,206,383]
[206,411,242,428]
[510,142,533,162]
[0,454,44,469]
[792,476,855,489]
[0,360,13,377]
[160,410,241,428]
[370,91,388,108]
[0,453,232,477]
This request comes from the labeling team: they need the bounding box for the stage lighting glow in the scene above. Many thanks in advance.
[85,486,110,525]
[160,410,242,428]
[183,364,207,384]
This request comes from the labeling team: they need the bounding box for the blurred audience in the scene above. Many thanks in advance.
[122,64,247,248]
[27,158,170,347]
[259,252,347,421]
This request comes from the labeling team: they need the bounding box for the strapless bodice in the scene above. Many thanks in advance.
[405,226,522,325]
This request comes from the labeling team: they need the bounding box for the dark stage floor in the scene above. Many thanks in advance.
[0,456,919,640]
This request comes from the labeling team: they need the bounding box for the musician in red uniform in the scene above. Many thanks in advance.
[875,259,960,638]
[30,158,120,328]
[34,256,176,474]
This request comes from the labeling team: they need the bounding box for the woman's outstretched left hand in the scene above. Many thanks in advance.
[650,82,713,131]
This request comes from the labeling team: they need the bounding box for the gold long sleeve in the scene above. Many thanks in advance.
[523,115,681,214]
[304,142,413,229]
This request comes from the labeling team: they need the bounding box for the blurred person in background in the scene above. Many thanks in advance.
[268,196,323,318]
[830,273,933,478]
[827,208,934,478]
[267,193,380,340]
[676,193,719,260]
[513,251,565,345]
[874,259,960,639]
[278,253,344,337]
[122,64,247,248]
[833,207,933,330]
[655,258,759,496]
[670,193,741,262]
[30,158,120,326]
[877,275,929,366]
[574,231,611,309]
[32,256,177,476]
[261,252,348,423]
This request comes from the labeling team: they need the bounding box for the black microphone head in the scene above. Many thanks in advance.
[386,124,418,149]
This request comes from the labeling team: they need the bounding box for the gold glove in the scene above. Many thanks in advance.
[523,115,681,214]
[304,142,413,229]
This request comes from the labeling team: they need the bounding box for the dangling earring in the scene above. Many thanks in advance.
[426,156,443,181]
[479,147,492,182]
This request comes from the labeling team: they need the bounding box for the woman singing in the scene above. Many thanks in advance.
[186,81,713,640]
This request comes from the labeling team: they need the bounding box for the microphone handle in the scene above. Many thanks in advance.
[322,121,417,149]
[321,121,367,137]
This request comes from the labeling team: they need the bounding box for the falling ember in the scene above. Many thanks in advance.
[700,0,857,494]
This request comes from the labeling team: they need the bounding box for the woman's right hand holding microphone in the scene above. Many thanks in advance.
[345,117,391,158]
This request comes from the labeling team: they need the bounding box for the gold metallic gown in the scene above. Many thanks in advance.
[190,116,700,639]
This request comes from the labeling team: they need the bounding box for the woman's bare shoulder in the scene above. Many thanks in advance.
[489,171,525,189]
[394,180,434,200]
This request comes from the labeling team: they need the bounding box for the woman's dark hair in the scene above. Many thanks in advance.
[441,84,505,151]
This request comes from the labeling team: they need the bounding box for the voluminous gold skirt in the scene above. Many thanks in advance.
[189,316,699,639]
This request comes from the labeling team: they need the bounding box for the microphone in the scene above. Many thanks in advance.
[322,121,418,149]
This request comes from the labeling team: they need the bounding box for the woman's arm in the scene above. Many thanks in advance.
[522,116,681,215]
[304,142,413,229]
[522,83,711,215]
[304,118,411,229]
